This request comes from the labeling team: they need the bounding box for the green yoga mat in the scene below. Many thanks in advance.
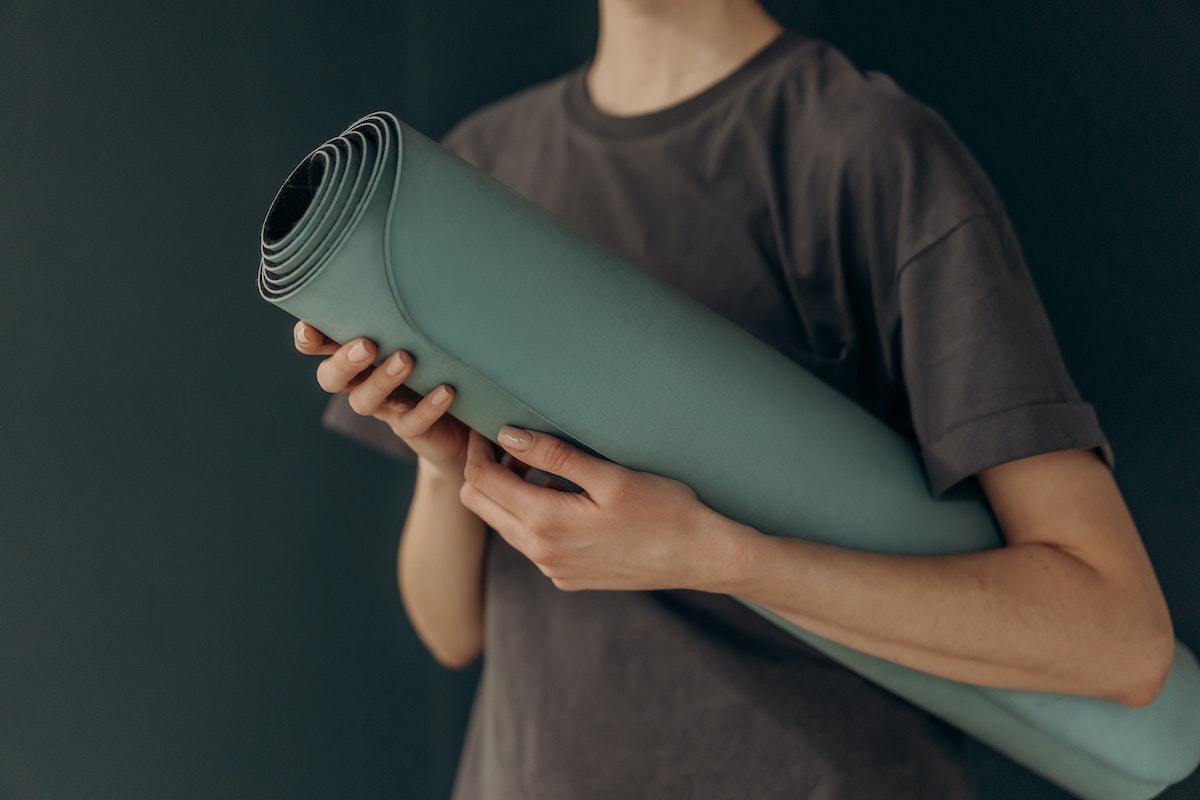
[259,112,1200,800]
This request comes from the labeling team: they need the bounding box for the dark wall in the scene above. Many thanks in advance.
[0,2,1195,798]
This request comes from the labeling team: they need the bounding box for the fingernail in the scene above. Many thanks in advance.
[348,340,369,362]
[497,426,532,451]
[430,385,451,406]
[385,353,406,376]
[295,324,310,344]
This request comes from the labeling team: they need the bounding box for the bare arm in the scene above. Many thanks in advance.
[294,321,486,668]
[398,460,487,668]
[722,449,1174,705]
[460,428,1174,706]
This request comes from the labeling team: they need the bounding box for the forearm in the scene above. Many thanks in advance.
[398,458,488,668]
[704,505,1172,705]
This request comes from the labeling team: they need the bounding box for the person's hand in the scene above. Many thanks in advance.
[459,427,753,592]
[293,320,469,476]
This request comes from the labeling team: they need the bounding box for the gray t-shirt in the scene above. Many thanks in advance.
[328,32,1110,799]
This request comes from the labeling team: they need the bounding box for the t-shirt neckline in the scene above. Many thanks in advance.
[564,31,805,140]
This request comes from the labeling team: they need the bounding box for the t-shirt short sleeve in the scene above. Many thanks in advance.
[896,213,1112,495]
[818,90,1115,494]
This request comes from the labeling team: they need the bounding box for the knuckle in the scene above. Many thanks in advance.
[658,475,696,505]
[346,392,375,417]
[674,480,698,503]
[525,538,557,568]
[462,460,484,486]
[600,470,638,504]
[387,405,419,436]
[314,362,341,393]
[541,439,574,475]
[458,481,479,509]
[609,470,637,495]
[524,507,553,538]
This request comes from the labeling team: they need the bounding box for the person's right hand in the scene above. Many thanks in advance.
[293,320,470,476]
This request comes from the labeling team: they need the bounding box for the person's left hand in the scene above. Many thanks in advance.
[459,427,752,592]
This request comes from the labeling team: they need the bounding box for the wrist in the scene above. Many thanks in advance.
[416,454,467,487]
[688,505,764,595]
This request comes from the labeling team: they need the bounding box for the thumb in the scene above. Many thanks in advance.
[495,426,611,489]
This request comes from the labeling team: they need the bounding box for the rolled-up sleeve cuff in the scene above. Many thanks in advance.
[921,401,1114,497]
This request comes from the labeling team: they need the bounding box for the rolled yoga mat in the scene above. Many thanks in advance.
[259,112,1200,800]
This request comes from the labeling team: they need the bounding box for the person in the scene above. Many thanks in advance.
[294,1,1174,796]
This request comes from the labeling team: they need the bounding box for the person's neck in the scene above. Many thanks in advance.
[587,0,783,116]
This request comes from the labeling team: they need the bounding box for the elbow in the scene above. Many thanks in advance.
[430,643,482,671]
[421,624,484,670]
[1114,666,1170,709]
[401,591,484,670]
[1110,622,1176,708]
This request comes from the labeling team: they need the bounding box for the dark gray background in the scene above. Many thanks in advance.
[1,1,1196,798]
